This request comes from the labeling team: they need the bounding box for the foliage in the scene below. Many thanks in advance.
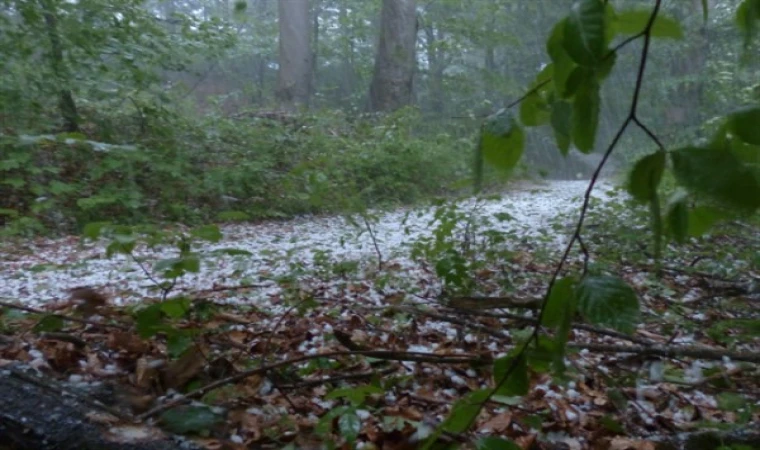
[441,0,760,444]
[0,110,471,235]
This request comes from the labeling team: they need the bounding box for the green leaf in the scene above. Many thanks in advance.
[159,405,222,435]
[542,277,577,329]
[520,65,554,127]
[613,10,684,39]
[564,0,607,67]
[577,276,640,335]
[600,415,625,433]
[671,147,760,211]
[493,353,529,396]
[82,222,110,241]
[519,88,552,128]
[649,194,663,261]
[167,333,193,358]
[338,409,361,443]
[727,107,760,146]
[217,210,250,221]
[480,111,525,172]
[736,0,760,46]
[154,256,201,278]
[326,384,383,406]
[551,101,573,155]
[135,304,165,338]
[520,92,551,127]
[564,67,592,98]
[443,388,490,433]
[571,77,600,153]
[529,337,558,374]
[105,234,137,257]
[701,0,708,23]
[191,225,223,243]
[708,121,731,150]
[595,51,616,80]
[542,277,578,374]
[665,193,689,244]
[160,297,191,319]
[627,151,666,202]
[34,315,64,332]
[688,205,725,236]
[316,406,348,437]
[547,20,578,98]
[211,248,253,256]
[716,392,746,411]
[476,437,521,450]
[234,1,247,13]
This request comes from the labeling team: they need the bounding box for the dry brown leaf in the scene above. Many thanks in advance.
[108,331,149,354]
[162,344,207,390]
[135,357,164,390]
[608,437,656,450]
[478,411,512,433]
[215,312,250,325]
[85,410,120,425]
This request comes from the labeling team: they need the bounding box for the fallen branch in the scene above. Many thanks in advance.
[383,305,655,346]
[571,342,760,364]
[446,295,541,310]
[0,300,129,330]
[137,349,487,420]
[279,366,397,390]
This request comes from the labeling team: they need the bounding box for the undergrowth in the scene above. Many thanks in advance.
[0,108,491,236]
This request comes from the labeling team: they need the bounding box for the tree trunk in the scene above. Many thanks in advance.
[40,0,79,132]
[276,0,313,110]
[337,2,356,104]
[423,22,444,114]
[368,0,417,112]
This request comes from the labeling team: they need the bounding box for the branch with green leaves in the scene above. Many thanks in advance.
[436,0,760,447]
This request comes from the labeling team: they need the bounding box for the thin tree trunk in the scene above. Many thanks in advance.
[423,22,444,114]
[368,0,417,112]
[276,0,313,110]
[40,0,79,132]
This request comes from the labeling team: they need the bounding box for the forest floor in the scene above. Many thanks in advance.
[0,179,758,450]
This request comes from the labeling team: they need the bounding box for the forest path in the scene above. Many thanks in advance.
[0,179,616,307]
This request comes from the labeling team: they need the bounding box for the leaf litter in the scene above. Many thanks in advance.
[0,180,758,449]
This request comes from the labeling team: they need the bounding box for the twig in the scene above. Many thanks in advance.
[39,332,88,348]
[446,295,541,310]
[137,349,486,420]
[185,283,272,294]
[279,366,397,390]
[0,300,129,330]
[380,305,656,346]
[362,214,384,270]
[570,342,760,364]
[448,3,668,431]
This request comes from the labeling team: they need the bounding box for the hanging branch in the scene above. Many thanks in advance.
[450,0,667,436]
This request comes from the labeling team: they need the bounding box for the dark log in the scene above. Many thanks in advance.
[0,366,200,450]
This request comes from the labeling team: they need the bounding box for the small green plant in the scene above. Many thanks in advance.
[316,382,384,448]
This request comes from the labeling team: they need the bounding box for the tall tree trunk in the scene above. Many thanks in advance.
[337,1,357,104]
[368,0,417,112]
[40,0,79,132]
[276,0,312,110]
[423,22,444,114]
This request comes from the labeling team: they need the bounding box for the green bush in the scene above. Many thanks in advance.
[0,108,474,235]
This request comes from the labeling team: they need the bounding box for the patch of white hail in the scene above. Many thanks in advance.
[1,180,616,307]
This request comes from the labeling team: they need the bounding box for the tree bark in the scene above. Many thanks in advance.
[368,0,417,112]
[423,21,445,113]
[0,366,197,450]
[276,0,313,110]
